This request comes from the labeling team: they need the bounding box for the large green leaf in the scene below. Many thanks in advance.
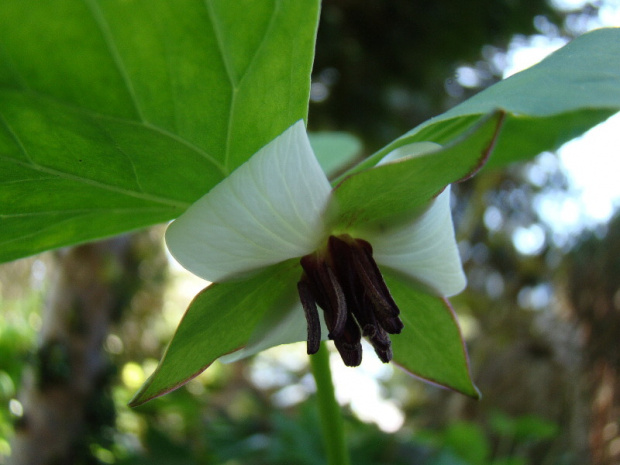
[385,271,479,398]
[344,27,620,175]
[0,0,319,263]
[129,260,300,407]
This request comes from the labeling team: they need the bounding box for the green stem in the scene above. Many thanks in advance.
[309,342,351,465]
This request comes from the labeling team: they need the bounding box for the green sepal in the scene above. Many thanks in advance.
[385,271,480,399]
[329,111,504,231]
[129,260,300,407]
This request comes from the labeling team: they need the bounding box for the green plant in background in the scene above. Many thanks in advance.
[415,412,560,465]
[1,1,619,463]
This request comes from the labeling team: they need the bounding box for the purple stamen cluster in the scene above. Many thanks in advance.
[297,234,404,366]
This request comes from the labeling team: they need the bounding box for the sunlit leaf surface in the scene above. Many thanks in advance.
[0,0,319,262]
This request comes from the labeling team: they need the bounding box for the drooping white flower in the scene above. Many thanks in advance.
[166,120,466,367]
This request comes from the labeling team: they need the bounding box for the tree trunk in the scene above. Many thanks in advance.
[9,236,142,465]
[566,214,620,465]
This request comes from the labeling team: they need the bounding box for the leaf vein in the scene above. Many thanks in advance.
[1,206,175,219]
[237,1,280,88]
[0,210,166,247]
[204,0,238,172]
[0,152,190,210]
[1,88,228,174]
[82,0,145,121]
[92,117,145,194]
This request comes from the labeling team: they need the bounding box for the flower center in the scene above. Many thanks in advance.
[297,234,404,366]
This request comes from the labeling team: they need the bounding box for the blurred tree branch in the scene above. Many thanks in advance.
[9,233,166,465]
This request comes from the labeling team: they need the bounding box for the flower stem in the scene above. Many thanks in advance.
[309,342,351,465]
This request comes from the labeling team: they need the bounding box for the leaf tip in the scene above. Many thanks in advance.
[127,376,160,408]
[456,109,507,183]
[127,388,150,409]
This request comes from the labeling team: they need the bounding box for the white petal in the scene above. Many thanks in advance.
[364,186,466,297]
[166,120,332,282]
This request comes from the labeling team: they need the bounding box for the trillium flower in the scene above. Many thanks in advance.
[132,119,482,406]
[167,120,465,365]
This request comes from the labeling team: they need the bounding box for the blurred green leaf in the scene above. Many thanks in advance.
[309,131,362,178]
[0,0,319,263]
[116,428,195,465]
[129,260,300,407]
[266,410,326,465]
[347,28,620,174]
[489,411,559,444]
[489,411,518,437]
[512,415,559,442]
[426,451,471,465]
[491,458,527,465]
[442,422,491,464]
